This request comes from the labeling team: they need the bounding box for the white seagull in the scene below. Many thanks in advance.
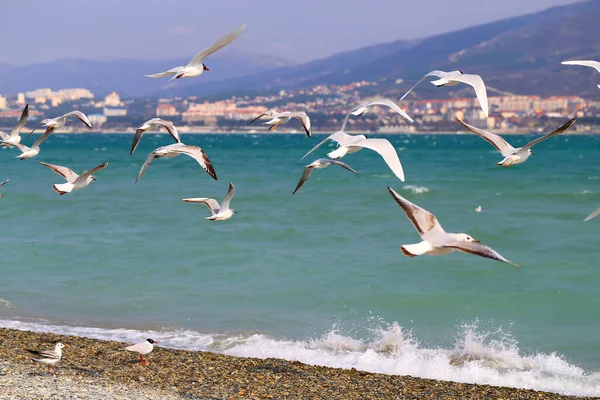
[131,118,180,155]
[122,338,157,365]
[562,60,600,88]
[136,142,217,183]
[0,104,29,147]
[584,208,600,222]
[27,342,65,374]
[146,24,246,80]
[341,99,413,131]
[400,70,489,117]
[388,187,518,266]
[247,110,312,138]
[293,158,357,194]
[38,161,109,195]
[26,110,92,139]
[0,179,10,197]
[6,128,55,159]
[302,130,405,181]
[455,117,576,167]
[182,182,236,221]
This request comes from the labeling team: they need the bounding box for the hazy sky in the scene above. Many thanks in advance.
[2,0,578,65]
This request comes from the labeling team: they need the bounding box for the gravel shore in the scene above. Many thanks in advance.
[0,327,593,399]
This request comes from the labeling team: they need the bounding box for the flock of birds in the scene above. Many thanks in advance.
[13,24,600,372]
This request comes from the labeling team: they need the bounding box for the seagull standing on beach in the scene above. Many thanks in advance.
[122,339,157,365]
[27,342,64,374]
[136,142,217,183]
[38,161,109,195]
[293,159,357,194]
[341,99,413,131]
[0,104,29,147]
[561,60,600,88]
[182,182,236,221]
[26,110,92,139]
[146,25,246,80]
[387,187,518,265]
[247,110,312,138]
[399,70,489,117]
[455,117,576,167]
[302,130,405,181]
[131,118,180,155]
[0,179,10,198]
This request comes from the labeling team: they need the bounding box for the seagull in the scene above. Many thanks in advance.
[341,99,413,131]
[247,110,312,138]
[136,142,217,183]
[146,25,246,80]
[561,60,600,88]
[399,70,489,117]
[26,110,92,139]
[27,342,64,375]
[182,182,236,221]
[131,118,180,155]
[0,179,9,198]
[584,208,600,222]
[122,338,157,365]
[302,130,405,181]
[5,128,55,159]
[38,161,109,195]
[0,104,29,147]
[475,205,482,213]
[293,158,357,194]
[455,117,576,167]
[387,187,518,266]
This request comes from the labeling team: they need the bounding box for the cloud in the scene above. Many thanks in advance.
[167,25,195,36]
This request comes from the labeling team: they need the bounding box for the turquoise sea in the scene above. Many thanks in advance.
[1,132,600,396]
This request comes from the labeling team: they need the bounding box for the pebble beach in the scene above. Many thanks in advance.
[0,328,593,400]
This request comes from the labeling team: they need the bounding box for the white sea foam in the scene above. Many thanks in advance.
[403,185,430,194]
[1,319,598,397]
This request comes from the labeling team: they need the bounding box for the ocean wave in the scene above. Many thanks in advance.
[403,185,430,194]
[0,319,598,397]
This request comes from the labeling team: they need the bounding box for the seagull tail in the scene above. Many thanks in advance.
[52,183,73,196]
[401,242,431,257]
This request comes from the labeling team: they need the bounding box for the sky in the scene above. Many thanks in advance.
[1,0,579,66]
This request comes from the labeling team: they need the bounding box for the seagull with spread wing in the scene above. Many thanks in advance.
[341,98,413,131]
[26,110,92,140]
[387,187,518,266]
[131,118,180,155]
[562,60,600,88]
[247,110,312,138]
[182,182,236,221]
[38,161,109,195]
[0,104,29,147]
[0,179,9,198]
[293,159,357,194]
[455,117,576,167]
[146,25,246,80]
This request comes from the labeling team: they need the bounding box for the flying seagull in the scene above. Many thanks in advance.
[27,342,65,375]
[247,110,312,138]
[38,161,109,195]
[399,70,489,117]
[136,142,217,183]
[387,187,518,266]
[0,104,29,147]
[302,130,405,181]
[131,118,180,155]
[455,117,576,167]
[122,338,157,365]
[146,25,246,80]
[26,110,92,140]
[5,128,55,159]
[341,99,413,131]
[182,182,236,221]
[584,208,600,222]
[293,158,357,194]
[561,60,600,88]
[0,179,10,198]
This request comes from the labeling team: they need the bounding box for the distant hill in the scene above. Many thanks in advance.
[0,50,292,97]
[166,0,600,99]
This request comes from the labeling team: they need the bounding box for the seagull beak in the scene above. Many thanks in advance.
[473,239,480,243]
[530,151,534,155]
[203,65,210,71]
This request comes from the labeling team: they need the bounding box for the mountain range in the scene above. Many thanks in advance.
[1,0,600,99]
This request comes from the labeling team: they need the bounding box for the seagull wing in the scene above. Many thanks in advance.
[169,143,218,180]
[455,117,516,157]
[562,60,600,73]
[0,131,8,140]
[220,182,235,211]
[584,207,600,222]
[319,158,358,174]
[131,128,147,155]
[37,161,79,183]
[25,119,46,141]
[398,70,446,101]
[62,110,92,128]
[443,241,519,266]
[10,104,29,137]
[27,349,61,360]
[288,112,311,138]
[135,151,157,183]
[0,179,9,187]
[451,73,489,117]
[124,342,150,354]
[387,186,445,238]
[181,197,220,214]
[301,130,349,160]
[6,142,29,152]
[188,24,246,67]
[354,138,405,181]
[32,127,55,148]
[365,99,414,123]
[246,113,269,127]
[154,119,180,143]
[522,118,577,151]
[77,161,109,183]
[145,66,184,78]
[292,167,314,195]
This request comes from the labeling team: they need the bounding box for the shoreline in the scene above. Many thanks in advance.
[0,327,592,399]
